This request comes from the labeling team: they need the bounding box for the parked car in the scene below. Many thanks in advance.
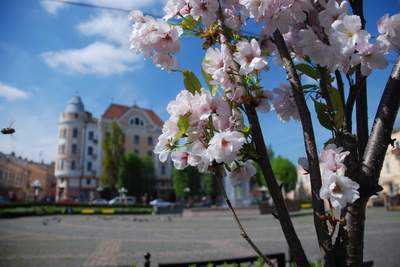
[90,198,108,205]
[0,195,9,205]
[149,199,174,207]
[108,196,136,205]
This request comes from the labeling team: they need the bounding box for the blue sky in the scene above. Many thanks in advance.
[0,0,399,164]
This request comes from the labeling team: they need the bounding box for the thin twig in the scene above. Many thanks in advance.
[215,172,275,267]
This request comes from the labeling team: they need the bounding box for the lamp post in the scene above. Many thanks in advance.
[32,179,42,202]
[184,187,191,207]
[258,185,268,202]
[119,187,128,204]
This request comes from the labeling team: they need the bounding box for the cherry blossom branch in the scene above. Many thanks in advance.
[214,4,310,265]
[272,30,335,267]
[215,168,275,267]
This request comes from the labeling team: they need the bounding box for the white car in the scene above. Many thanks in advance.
[108,196,136,205]
[149,199,174,207]
[90,198,108,205]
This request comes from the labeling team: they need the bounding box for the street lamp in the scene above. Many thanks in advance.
[258,185,268,202]
[32,179,42,202]
[119,187,128,204]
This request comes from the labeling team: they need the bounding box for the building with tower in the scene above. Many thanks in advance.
[55,96,100,202]
[55,96,172,202]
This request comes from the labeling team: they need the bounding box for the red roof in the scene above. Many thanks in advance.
[102,103,163,127]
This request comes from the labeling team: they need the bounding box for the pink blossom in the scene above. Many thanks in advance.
[257,90,273,113]
[233,39,268,74]
[189,0,218,27]
[377,13,400,53]
[318,0,348,31]
[319,144,349,176]
[226,160,257,184]
[164,0,189,20]
[206,130,246,164]
[171,150,190,169]
[272,84,300,122]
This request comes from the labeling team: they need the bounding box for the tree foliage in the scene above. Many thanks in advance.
[172,166,215,198]
[117,153,155,201]
[271,156,297,192]
[101,121,125,189]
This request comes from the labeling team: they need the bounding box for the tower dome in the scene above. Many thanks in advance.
[64,95,85,113]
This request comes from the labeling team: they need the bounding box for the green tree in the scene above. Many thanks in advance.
[117,153,155,200]
[172,166,216,199]
[271,156,297,192]
[101,121,125,189]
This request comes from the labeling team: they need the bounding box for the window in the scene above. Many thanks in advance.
[0,170,3,179]
[59,160,64,170]
[71,144,77,155]
[134,149,139,154]
[86,178,91,185]
[59,144,65,154]
[62,128,67,138]
[87,162,92,171]
[70,160,76,170]
[148,150,153,157]
[88,146,93,155]
[72,128,78,138]
[147,136,153,145]
[134,135,140,144]
[88,131,94,140]
[161,164,166,175]
[135,118,140,125]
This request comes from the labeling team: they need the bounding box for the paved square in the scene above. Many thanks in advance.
[0,208,399,266]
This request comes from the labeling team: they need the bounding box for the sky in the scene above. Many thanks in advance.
[0,0,399,164]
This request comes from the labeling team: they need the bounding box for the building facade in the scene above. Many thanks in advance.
[55,96,172,202]
[100,103,173,198]
[55,96,100,202]
[0,152,55,202]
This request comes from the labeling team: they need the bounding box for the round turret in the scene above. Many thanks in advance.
[64,96,85,114]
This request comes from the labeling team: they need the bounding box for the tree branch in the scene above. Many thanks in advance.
[272,30,335,267]
[361,57,400,196]
[215,170,275,267]
[350,0,369,160]
[244,104,310,267]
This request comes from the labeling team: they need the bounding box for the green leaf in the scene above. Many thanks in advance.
[182,70,201,94]
[174,113,191,142]
[328,88,344,129]
[201,67,218,96]
[181,15,200,31]
[239,125,252,136]
[314,101,333,130]
[295,63,320,80]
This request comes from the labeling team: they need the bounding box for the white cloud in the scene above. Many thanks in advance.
[77,12,130,45]
[0,82,29,101]
[42,42,142,75]
[40,0,67,15]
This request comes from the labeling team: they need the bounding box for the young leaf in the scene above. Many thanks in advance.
[181,15,200,31]
[328,88,344,129]
[295,63,320,80]
[201,67,218,96]
[314,101,333,130]
[182,70,201,94]
[174,113,191,142]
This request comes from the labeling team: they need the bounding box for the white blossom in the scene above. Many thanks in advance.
[189,0,218,27]
[319,173,360,210]
[171,150,189,169]
[319,144,349,176]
